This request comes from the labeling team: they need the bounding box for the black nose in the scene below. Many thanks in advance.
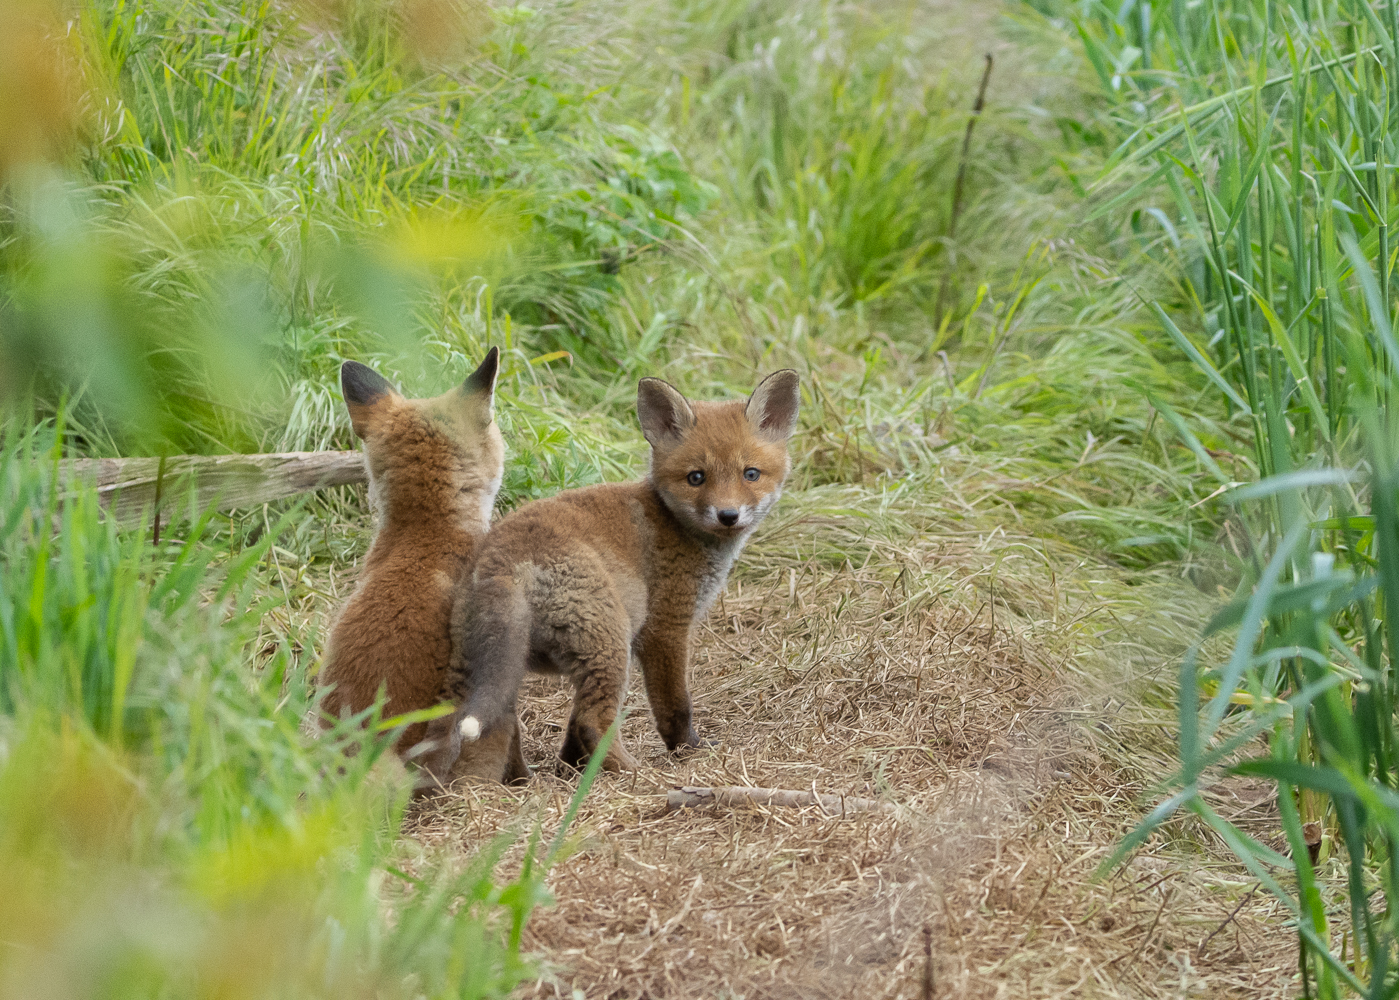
[717,509,739,527]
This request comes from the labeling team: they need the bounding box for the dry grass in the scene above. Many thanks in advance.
[382,459,1302,999]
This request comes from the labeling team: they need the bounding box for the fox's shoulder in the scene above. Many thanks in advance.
[506,480,646,518]
[488,480,655,541]
[475,481,655,574]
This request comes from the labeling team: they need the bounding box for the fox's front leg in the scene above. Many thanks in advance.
[637,622,711,752]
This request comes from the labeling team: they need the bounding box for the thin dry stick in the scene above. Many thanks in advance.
[1106,887,1174,967]
[999,858,1063,968]
[934,53,994,328]
[151,454,167,547]
[665,785,890,816]
[921,925,935,1000]
[1196,883,1259,957]
[937,350,956,392]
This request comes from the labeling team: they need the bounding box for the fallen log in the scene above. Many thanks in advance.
[665,785,889,817]
[61,451,366,526]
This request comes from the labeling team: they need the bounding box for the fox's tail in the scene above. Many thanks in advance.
[456,576,530,743]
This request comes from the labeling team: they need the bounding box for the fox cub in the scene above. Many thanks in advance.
[418,370,801,785]
[319,349,504,758]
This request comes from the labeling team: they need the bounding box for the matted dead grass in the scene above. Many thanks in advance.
[394,464,1302,1000]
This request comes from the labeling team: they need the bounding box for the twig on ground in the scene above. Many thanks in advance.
[1197,884,1260,957]
[922,924,935,1000]
[665,785,890,816]
[1107,887,1175,967]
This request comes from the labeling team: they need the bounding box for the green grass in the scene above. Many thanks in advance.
[3,0,1236,527]
[1050,0,1399,993]
[0,426,598,997]
[0,0,1305,994]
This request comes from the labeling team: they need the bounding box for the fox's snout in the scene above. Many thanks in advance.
[668,482,768,535]
[706,504,755,532]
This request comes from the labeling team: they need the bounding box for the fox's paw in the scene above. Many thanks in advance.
[410,771,448,800]
[560,724,638,773]
[673,736,719,755]
[666,724,717,754]
[601,744,640,773]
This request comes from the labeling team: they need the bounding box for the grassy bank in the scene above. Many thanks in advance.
[1053,1,1399,993]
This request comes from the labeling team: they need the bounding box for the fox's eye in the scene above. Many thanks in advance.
[687,470,705,486]
[743,467,760,482]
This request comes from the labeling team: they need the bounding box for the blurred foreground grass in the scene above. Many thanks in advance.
[0,432,571,998]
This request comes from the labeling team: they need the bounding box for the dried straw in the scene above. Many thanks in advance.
[396,466,1298,999]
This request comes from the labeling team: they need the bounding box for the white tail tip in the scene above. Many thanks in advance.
[459,715,481,741]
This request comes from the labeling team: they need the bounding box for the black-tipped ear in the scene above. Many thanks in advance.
[341,361,398,438]
[745,369,800,442]
[459,347,500,426]
[341,360,395,407]
[463,347,500,398]
[637,377,696,447]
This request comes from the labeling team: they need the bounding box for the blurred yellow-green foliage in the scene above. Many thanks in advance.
[0,436,555,998]
[1,0,716,459]
[0,0,84,180]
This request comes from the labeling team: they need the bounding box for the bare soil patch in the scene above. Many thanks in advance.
[403,476,1301,999]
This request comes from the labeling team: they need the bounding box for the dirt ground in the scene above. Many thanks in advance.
[399,465,1304,999]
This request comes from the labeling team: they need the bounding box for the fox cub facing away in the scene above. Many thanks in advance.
[319,349,503,758]
[418,369,801,785]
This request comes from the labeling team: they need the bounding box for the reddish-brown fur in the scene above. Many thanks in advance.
[417,371,800,784]
[319,351,503,757]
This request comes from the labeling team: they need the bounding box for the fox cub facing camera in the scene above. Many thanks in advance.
[319,350,504,757]
[418,370,801,786]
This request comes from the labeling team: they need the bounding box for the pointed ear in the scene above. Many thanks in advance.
[745,369,800,443]
[341,361,398,439]
[637,377,695,447]
[459,347,500,426]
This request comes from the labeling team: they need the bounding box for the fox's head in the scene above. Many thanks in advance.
[339,349,504,532]
[638,369,800,541]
